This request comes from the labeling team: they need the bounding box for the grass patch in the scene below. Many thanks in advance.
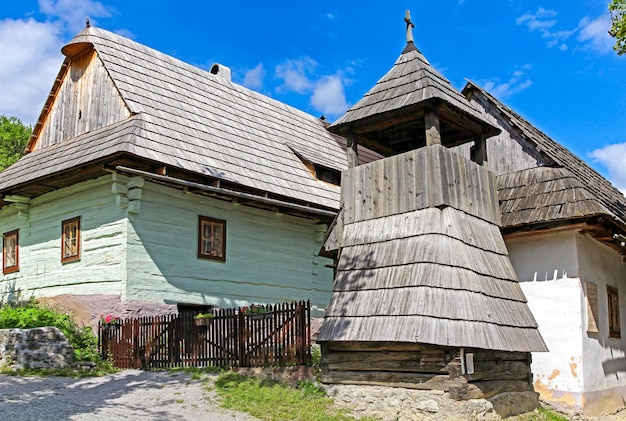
[214,372,373,421]
[533,406,570,421]
[512,405,570,421]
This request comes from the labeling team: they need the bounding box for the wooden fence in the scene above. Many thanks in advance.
[99,301,311,369]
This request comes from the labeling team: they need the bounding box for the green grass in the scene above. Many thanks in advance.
[213,373,375,421]
[511,405,571,421]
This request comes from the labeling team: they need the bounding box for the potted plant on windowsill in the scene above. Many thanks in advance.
[194,312,215,326]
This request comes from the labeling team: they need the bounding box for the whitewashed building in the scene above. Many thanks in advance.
[457,82,626,416]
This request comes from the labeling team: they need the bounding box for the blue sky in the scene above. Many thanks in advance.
[0,0,624,193]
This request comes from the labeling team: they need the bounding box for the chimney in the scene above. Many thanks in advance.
[210,63,231,82]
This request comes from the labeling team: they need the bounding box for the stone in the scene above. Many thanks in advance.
[416,399,439,413]
[0,327,74,370]
[489,391,539,417]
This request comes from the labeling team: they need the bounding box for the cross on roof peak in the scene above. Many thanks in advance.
[404,10,415,44]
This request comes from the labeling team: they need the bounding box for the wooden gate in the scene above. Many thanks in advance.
[99,300,311,369]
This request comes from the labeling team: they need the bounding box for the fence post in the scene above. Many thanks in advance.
[238,308,245,367]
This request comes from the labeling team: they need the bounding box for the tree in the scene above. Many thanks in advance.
[0,116,32,171]
[609,0,626,55]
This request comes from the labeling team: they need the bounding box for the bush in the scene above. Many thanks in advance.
[0,298,100,363]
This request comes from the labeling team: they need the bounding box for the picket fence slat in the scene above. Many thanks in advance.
[99,300,311,369]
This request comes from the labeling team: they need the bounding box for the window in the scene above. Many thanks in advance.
[3,230,19,274]
[585,282,599,333]
[62,217,81,263]
[198,216,226,261]
[608,285,621,339]
[315,165,341,185]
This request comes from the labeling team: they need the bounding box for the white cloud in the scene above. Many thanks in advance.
[311,74,349,116]
[0,18,64,125]
[39,0,111,33]
[274,58,350,117]
[577,16,614,54]
[516,8,557,31]
[243,63,265,89]
[275,57,317,94]
[481,66,533,98]
[0,1,114,125]
[517,7,614,54]
[589,143,626,194]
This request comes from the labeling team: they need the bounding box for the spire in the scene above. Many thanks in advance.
[404,10,414,44]
[86,18,90,28]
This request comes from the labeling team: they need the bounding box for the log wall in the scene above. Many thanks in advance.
[320,341,533,399]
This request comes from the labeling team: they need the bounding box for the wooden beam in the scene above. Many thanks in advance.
[473,133,488,166]
[346,132,359,169]
[425,111,441,146]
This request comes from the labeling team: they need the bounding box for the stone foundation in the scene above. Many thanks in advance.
[0,327,74,369]
[325,384,540,421]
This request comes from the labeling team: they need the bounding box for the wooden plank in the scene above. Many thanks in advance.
[470,351,529,362]
[449,380,533,400]
[324,341,422,352]
[464,360,530,381]
[325,360,450,374]
[322,351,420,364]
[320,370,466,391]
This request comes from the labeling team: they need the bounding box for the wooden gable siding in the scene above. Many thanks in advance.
[35,50,130,151]
[341,145,500,226]
[0,176,127,297]
[124,181,334,316]
[452,93,550,176]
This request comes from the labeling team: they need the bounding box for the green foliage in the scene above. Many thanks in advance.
[0,115,31,171]
[214,373,366,421]
[0,298,109,368]
[609,0,626,55]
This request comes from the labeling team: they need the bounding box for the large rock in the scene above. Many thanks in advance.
[0,327,74,369]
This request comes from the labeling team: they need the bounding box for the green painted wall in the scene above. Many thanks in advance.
[126,181,334,316]
[0,176,127,300]
[0,175,335,316]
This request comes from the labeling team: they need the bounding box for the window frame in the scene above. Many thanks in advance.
[608,285,621,339]
[61,216,81,263]
[197,215,226,262]
[3,229,19,274]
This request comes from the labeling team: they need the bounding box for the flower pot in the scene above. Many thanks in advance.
[249,313,272,320]
[194,318,213,326]
[102,323,120,332]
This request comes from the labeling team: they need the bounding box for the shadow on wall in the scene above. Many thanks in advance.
[602,356,626,376]
[0,280,23,306]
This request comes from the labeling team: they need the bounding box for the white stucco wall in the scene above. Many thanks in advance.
[506,230,626,415]
[506,231,585,411]
[577,234,626,415]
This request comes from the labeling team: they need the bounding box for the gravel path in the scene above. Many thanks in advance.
[0,370,259,421]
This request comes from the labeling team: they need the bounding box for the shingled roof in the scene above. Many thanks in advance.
[463,81,626,232]
[0,26,380,211]
[327,41,500,154]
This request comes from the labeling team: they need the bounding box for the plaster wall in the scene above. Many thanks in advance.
[506,231,585,411]
[0,176,127,301]
[577,234,626,415]
[125,181,334,316]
